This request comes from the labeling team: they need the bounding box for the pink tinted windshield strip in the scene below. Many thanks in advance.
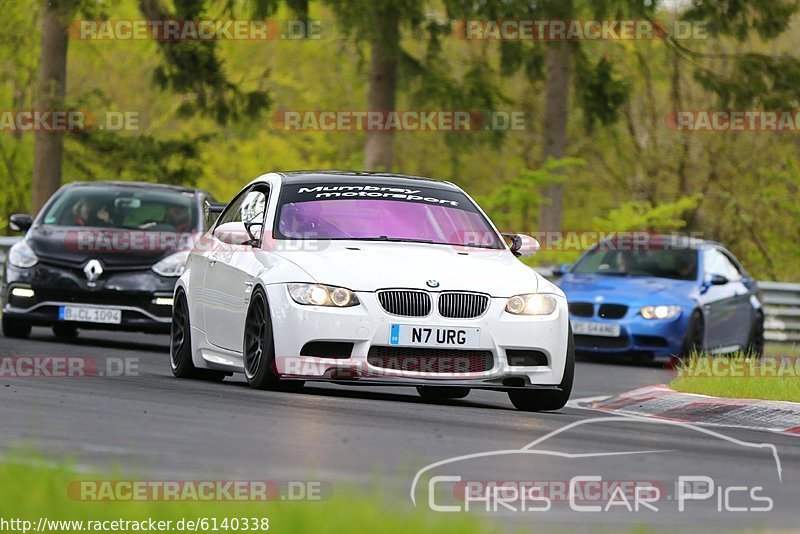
[277,199,502,248]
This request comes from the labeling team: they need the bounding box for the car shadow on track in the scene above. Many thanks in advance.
[221,378,520,411]
[576,350,669,369]
[27,328,169,354]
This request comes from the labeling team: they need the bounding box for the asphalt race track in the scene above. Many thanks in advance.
[2,329,798,532]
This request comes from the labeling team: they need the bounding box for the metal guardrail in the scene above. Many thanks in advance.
[0,237,797,343]
[760,282,800,343]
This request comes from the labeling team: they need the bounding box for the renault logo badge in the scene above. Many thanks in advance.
[426,280,439,288]
[84,259,103,286]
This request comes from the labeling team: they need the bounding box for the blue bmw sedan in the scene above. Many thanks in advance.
[556,235,764,361]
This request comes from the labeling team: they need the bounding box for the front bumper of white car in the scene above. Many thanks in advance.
[265,285,570,390]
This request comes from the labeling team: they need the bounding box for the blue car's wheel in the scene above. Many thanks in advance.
[746,312,765,358]
[680,310,704,357]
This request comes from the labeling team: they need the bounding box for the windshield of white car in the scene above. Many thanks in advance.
[572,249,699,281]
[274,182,504,249]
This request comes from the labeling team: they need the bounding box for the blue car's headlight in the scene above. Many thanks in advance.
[640,305,681,320]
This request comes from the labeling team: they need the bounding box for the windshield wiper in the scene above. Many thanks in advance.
[355,236,436,244]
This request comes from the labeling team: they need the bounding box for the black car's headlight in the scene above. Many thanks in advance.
[8,240,38,268]
[505,293,558,315]
[640,305,681,320]
[151,251,190,277]
[288,283,360,307]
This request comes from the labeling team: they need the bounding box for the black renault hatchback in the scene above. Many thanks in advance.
[2,181,218,339]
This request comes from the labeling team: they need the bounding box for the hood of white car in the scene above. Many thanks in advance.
[268,240,541,296]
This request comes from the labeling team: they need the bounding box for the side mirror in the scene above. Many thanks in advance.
[552,262,573,276]
[204,201,227,223]
[503,233,540,258]
[213,221,252,246]
[9,214,33,233]
[709,274,729,286]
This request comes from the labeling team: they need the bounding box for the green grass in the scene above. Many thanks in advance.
[671,353,800,403]
[0,457,495,534]
[765,342,800,358]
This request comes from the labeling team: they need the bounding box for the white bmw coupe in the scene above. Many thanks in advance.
[171,171,574,411]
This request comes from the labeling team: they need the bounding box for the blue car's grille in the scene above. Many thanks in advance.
[569,302,594,317]
[574,335,629,350]
[598,304,628,319]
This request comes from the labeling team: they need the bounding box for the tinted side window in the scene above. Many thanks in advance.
[240,189,268,224]
[704,249,742,281]
[216,191,249,226]
[215,187,270,230]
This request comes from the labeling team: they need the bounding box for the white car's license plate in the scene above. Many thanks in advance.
[390,324,480,348]
[571,320,620,337]
[58,306,121,325]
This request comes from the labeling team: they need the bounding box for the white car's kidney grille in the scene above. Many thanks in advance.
[438,292,490,319]
[377,290,432,317]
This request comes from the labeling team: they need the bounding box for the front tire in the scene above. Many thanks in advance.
[243,288,303,391]
[53,323,78,340]
[2,315,31,339]
[417,386,470,401]
[680,309,705,358]
[746,312,765,358]
[507,325,575,412]
[170,291,226,381]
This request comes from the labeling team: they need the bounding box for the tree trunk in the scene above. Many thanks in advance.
[538,0,572,231]
[363,10,398,172]
[538,42,570,231]
[32,0,69,214]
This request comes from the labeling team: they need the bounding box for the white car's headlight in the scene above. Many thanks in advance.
[152,250,191,277]
[640,305,681,320]
[288,283,360,307]
[8,240,38,268]
[505,293,558,316]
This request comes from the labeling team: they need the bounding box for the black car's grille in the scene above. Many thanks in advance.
[598,304,628,319]
[367,346,494,374]
[32,289,151,308]
[569,302,594,317]
[377,290,432,317]
[438,292,490,319]
[574,335,629,350]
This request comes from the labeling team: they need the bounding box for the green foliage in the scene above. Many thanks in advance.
[479,157,585,231]
[575,54,631,132]
[592,194,703,233]
[0,457,495,534]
